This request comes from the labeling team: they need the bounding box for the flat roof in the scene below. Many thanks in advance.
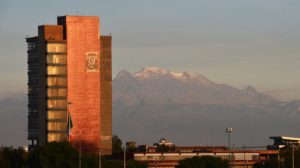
[270,136,300,141]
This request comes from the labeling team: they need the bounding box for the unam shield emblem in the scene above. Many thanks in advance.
[85,52,98,72]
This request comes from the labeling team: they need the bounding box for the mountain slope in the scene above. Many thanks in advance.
[114,67,279,106]
[113,67,300,146]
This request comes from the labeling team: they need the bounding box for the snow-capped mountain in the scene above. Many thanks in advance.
[113,67,300,146]
[114,67,279,106]
[132,67,215,86]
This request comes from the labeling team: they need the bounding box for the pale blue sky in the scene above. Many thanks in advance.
[1,0,300,99]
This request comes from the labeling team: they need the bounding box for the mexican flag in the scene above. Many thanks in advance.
[67,111,73,141]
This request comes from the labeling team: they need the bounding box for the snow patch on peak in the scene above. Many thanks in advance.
[138,67,168,74]
[170,72,183,79]
[134,67,170,78]
[132,67,214,85]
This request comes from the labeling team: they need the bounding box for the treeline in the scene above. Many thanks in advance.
[1,137,299,168]
[0,147,27,168]
[0,141,146,168]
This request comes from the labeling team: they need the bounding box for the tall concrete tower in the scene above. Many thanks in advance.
[26,16,112,154]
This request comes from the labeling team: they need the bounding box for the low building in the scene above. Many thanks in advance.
[134,150,278,168]
[146,145,227,153]
[134,138,278,168]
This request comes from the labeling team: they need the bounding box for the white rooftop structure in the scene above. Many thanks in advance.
[269,136,300,148]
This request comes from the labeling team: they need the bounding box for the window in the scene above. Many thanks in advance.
[47,122,67,131]
[47,54,67,64]
[47,88,66,97]
[48,133,67,142]
[47,77,66,86]
[47,43,66,53]
[47,100,67,108]
[47,66,66,75]
[28,42,37,50]
[48,111,67,120]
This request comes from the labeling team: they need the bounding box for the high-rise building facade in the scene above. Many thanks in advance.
[26,16,112,154]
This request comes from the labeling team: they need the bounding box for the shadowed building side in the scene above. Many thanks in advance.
[100,35,112,155]
[27,25,67,148]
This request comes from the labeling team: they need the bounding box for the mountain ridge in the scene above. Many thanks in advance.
[113,67,300,146]
[113,67,280,106]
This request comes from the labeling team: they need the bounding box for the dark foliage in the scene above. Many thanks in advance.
[26,141,146,168]
[0,147,27,168]
[27,141,78,168]
[112,135,123,154]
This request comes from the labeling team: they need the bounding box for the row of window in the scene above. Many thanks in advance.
[47,99,67,108]
[27,42,37,50]
[48,132,67,142]
[48,122,67,131]
[47,66,67,75]
[46,42,68,143]
[47,77,66,86]
[28,42,66,53]
[48,111,67,120]
[47,88,67,97]
[47,43,66,53]
[47,54,67,64]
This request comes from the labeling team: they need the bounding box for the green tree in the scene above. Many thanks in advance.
[27,142,78,168]
[112,135,123,154]
[26,140,147,168]
[0,147,27,168]
[177,156,229,168]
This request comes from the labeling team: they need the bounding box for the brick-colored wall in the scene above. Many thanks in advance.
[62,16,101,153]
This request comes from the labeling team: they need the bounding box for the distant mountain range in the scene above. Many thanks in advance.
[113,67,300,146]
[0,67,299,147]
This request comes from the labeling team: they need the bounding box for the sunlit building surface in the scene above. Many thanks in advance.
[26,16,112,154]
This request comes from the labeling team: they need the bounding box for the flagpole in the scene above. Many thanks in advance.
[67,103,69,141]
[99,147,101,168]
[67,102,71,141]
[79,131,81,168]
[124,142,126,168]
